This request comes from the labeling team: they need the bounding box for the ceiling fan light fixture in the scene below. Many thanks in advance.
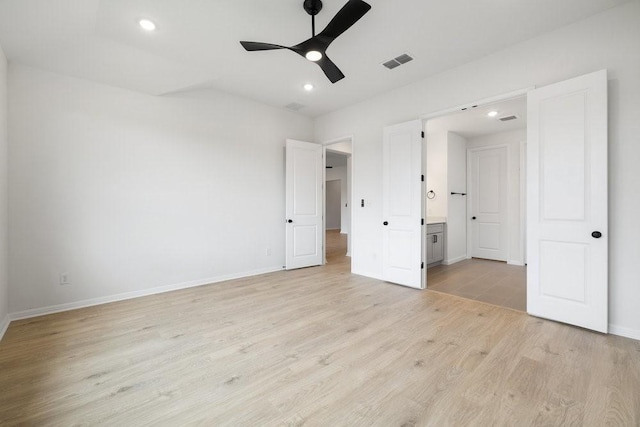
[305,50,323,62]
[138,19,156,31]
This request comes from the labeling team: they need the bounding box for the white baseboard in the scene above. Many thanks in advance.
[0,314,10,341]
[609,324,640,341]
[507,260,525,266]
[9,266,284,322]
[443,255,467,266]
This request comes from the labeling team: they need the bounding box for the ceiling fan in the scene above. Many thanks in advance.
[240,0,372,84]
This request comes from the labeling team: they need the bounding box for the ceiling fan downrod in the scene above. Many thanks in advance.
[303,0,323,36]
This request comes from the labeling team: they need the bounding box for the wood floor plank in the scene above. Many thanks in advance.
[0,230,638,426]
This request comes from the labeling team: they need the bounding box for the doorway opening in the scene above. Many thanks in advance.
[423,95,527,311]
[323,138,352,268]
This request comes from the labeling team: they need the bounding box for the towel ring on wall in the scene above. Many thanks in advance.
[427,190,436,199]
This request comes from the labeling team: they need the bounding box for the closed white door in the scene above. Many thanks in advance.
[527,70,608,333]
[469,146,508,261]
[382,120,424,289]
[285,139,323,270]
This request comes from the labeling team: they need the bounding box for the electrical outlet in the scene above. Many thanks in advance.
[60,273,70,286]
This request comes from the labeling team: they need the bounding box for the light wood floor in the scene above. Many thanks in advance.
[428,259,526,311]
[1,232,639,426]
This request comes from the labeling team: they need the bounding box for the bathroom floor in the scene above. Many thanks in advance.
[427,258,526,311]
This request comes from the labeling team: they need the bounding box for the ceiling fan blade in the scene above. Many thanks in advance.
[316,55,345,83]
[318,0,371,43]
[240,41,288,51]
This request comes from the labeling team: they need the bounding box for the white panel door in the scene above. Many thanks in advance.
[469,146,508,261]
[285,139,323,270]
[527,70,608,333]
[382,120,424,289]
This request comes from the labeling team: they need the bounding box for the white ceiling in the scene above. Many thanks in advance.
[326,150,349,167]
[426,96,526,139]
[0,0,629,117]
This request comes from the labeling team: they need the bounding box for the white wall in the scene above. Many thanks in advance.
[325,141,351,155]
[326,165,349,234]
[315,2,640,338]
[0,44,8,335]
[446,132,467,264]
[8,64,313,314]
[325,180,341,230]
[425,130,467,264]
[468,129,526,265]
[425,131,447,217]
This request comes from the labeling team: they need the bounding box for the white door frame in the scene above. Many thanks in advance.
[322,135,354,266]
[421,88,532,267]
[420,88,532,275]
[520,140,527,265]
[466,143,510,262]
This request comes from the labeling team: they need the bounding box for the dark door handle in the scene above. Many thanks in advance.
[592,231,602,238]
[383,221,389,226]
[471,216,476,220]
[287,219,293,223]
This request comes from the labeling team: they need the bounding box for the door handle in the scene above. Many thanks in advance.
[383,221,389,226]
[287,219,293,223]
[591,231,602,238]
[471,216,476,220]
[433,235,437,243]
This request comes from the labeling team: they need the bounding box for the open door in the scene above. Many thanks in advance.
[285,139,323,270]
[382,120,424,289]
[527,70,608,333]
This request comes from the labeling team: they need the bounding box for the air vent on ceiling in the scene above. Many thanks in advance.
[499,115,519,122]
[383,59,401,69]
[285,102,306,111]
[382,53,414,70]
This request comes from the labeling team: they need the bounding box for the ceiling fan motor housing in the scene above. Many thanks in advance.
[304,0,323,16]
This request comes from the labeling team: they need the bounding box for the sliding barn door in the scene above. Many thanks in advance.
[285,139,323,270]
[527,70,608,333]
[382,120,424,289]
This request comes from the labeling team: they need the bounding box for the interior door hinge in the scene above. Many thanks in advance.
[421,174,424,182]
[421,131,425,138]
[421,262,424,269]
[421,218,424,225]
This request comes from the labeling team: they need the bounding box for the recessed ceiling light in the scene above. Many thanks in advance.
[303,83,314,91]
[487,111,499,117]
[139,19,156,31]
[305,51,322,62]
